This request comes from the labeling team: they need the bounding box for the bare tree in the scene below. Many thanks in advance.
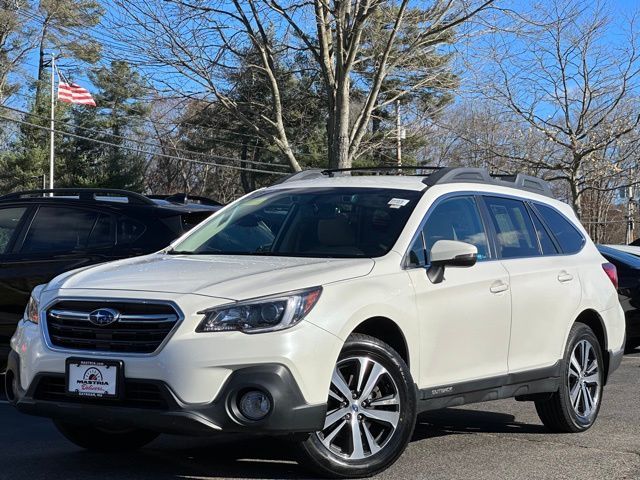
[111,0,493,171]
[473,0,640,217]
[0,0,35,105]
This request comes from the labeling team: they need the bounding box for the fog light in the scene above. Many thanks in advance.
[238,390,271,421]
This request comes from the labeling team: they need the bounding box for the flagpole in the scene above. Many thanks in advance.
[49,54,55,191]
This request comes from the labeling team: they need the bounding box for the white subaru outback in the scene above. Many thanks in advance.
[6,167,625,478]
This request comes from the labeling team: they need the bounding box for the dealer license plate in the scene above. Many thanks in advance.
[66,358,122,398]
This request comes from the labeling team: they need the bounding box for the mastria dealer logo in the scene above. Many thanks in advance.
[76,367,110,394]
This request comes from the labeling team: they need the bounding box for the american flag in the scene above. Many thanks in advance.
[58,82,96,107]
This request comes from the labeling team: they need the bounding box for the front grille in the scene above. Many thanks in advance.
[34,375,170,409]
[45,300,180,354]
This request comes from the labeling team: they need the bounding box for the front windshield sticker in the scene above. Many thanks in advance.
[388,198,411,209]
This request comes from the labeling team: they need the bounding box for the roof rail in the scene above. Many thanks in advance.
[277,166,553,197]
[0,188,156,205]
[420,168,552,197]
[491,173,554,197]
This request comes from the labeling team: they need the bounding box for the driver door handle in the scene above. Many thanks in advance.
[490,280,509,294]
[558,271,574,283]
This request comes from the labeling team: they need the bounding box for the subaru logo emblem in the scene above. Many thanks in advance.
[88,308,120,327]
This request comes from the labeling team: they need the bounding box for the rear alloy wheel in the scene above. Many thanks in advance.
[567,339,601,421]
[299,333,416,478]
[535,323,604,432]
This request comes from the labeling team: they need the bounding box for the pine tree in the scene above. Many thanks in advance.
[34,0,103,105]
[167,45,327,194]
[58,61,149,190]
[1,0,104,192]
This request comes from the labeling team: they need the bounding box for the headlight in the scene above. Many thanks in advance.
[196,287,322,334]
[24,284,46,324]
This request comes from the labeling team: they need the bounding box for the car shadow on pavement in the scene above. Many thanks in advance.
[413,408,547,441]
[49,435,316,480]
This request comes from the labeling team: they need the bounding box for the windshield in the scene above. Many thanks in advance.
[172,187,422,258]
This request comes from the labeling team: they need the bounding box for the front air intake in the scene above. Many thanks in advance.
[45,300,180,354]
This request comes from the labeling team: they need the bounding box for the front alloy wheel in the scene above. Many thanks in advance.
[318,356,401,459]
[299,333,416,478]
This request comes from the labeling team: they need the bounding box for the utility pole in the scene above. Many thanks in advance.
[627,182,635,244]
[49,54,56,191]
[396,100,405,168]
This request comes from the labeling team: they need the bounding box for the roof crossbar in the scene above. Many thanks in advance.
[322,166,441,177]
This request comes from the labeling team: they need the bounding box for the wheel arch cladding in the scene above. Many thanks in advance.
[574,309,610,382]
[352,316,410,368]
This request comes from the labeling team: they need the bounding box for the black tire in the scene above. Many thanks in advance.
[54,420,159,451]
[298,333,417,478]
[535,323,604,433]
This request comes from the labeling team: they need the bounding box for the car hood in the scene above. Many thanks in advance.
[48,253,375,300]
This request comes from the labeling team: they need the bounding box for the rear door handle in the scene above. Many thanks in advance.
[490,280,509,294]
[558,272,574,283]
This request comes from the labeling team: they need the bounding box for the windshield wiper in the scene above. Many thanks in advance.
[166,248,276,256]
[165,249,207,255]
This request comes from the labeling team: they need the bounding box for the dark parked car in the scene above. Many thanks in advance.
[597,244,640,348]
[0,188,221,370]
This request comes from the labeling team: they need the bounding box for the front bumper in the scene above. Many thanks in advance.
[11,290,343,406]
[8,289,344,435]
[6,350,326,435]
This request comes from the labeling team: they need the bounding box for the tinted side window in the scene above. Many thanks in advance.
[181,211,214,231]
[530,208,559,255]
[407,233,426,267]
[21,207,102,254]
[87,214,114,249]
[0,207,28,254]
[414,196,490,265]
[535,204,585,254]
[117,217,147,246]
[484,196,540,259]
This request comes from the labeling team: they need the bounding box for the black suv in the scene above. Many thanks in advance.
[0,189,221,370]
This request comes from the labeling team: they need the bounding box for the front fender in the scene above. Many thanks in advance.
[304,272,419,383]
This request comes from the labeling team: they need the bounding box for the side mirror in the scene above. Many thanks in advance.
[427,240,478,284]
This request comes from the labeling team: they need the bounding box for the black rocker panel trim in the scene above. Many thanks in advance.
[417,361,562,412]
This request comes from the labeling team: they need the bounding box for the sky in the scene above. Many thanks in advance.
[13,0,640,110]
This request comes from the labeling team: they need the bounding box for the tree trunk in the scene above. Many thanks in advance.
[329,79,351,170]
[34,20,50,108]
[569,176,582,219]
[240,139,253,193]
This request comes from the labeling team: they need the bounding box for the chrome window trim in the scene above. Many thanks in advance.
[529,201,587,255]
[40,296,184,358]
[401,191,495,270]
[402,190,587,270]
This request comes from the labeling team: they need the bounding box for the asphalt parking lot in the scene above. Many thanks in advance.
[2,351,640,480]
